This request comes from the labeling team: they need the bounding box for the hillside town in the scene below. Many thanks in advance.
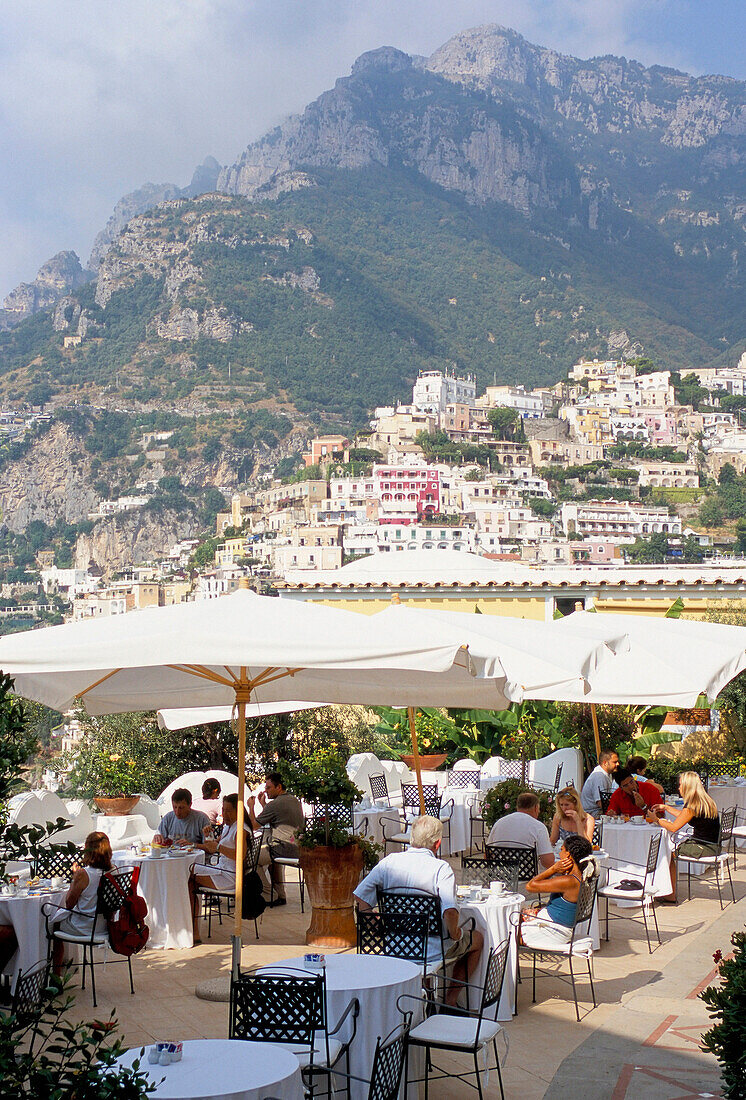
[4,352,746,627]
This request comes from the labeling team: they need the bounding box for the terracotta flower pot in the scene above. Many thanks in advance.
[94,796,140,816]
[299,842,365,948]
[400,753,448,772]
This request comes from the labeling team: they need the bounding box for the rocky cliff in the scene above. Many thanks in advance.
[0,424,97,530]
[0,252,92,330]
[74,507,202,573]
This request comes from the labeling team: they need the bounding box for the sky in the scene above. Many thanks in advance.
[1,0,745,299]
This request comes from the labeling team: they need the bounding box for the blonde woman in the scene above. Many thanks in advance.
[644,771,720,901]
[550,787,595,846]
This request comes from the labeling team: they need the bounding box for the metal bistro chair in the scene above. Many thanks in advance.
[591,820,604,849]
[401,940,510,1100]
[447,769,482,790]
[376,888,449,988]
[0,961,52,1056]
[533,763,564,795]
[400,783,438,822]
[357,907,428,973]
[597,831,661,952]
[195,829,264,940]
[229,967,359,1100]
[485,842,538,883]
[517,877,599,1022]
[598,789,613,814]
[676,806,736,910]
[34,847,82,880]
[381,786,453,855]
[43,867,139,1009]
[369,773,391,806]
[460,855,520,894]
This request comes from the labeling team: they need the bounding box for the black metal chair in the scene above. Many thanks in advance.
[401,940,510,1100]
[376,887,448,980]
[381,786,454,854]
[599,789,613,814]
[195,829,263,940]
[369,773,391,806]
[485,842,538,883]
[468,794,486,854]
[533,763,563,794]
[676,806,736,909]
[33,847,82,880]
[448,769,481,790]
[1,961,52,1056]
[313,1016,412,1100]
[43,867,138,1008]
[460,855,520,893]
[230,966,359,1099]
[517,877,598,1021]
[309,804,355,831]
[400,783,438,821]
[597,831,661,952]
[356,907,428,971]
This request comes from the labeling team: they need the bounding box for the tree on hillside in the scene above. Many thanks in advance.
[487,407,525,442]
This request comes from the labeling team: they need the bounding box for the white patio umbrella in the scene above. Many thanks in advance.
[552,611,746,707]
[156,700,322,730]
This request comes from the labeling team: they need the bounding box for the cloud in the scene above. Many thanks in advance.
[0,0,742,296]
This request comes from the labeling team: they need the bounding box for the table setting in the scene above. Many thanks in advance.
[457,880,522,1020]
[259,952,422,1100]
[596,817,675,897]
[113,1038,303,1100]
[0,879,66,990]
[352,801,401,848]
[112,845,206,949]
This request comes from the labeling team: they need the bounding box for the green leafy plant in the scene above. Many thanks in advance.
[482,779,554,829]
[0,672,39,802]
[277,748,373,854]
[0,968,156,1098]
[0,819,78,885]
[372,708,455,759]
[700,932,746,1099]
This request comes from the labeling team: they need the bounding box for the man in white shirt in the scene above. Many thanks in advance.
[486,791,554,869]
[580,750,619,814]
[355,816,484,1008]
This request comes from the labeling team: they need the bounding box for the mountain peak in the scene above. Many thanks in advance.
[351,46,413,76]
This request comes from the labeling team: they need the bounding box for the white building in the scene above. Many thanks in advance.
[561,500,681,538]
[376,524,476,553]
[477,385,544,418]
[412,370,476,415]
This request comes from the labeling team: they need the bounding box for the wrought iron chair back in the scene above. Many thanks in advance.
[356,907,428,965]
[400,783,437,810]
[369,774,390,804]
[499,760,526,781]
[368,1016,412,1100]
[309,803,354,831]
[99,867,138,920]
[644,831,662,880]
[719,805,736,848]
[229,969,326,1047]
[574,876,598,928]
[459,855,519,892]
[485,842,537,882]
[552,763,563,792]
[599,790,612,814]
[591,820,603,848]
[377,887,443,942]
[481,938,510,1013]
[34,847,82,880]
[448,769,481,790]
[10,961,50,1028]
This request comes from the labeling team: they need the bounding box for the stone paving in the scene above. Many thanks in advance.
[58,858,743,1097]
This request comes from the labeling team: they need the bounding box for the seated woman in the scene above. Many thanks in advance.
[51,831,112,974]
[626,755,664,796]
[644,770,719,900]
[191,793,249,944]
[520,834,598,944]
[549,787,595,846]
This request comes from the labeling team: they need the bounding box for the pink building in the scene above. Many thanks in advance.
[642,411,678,446]
[374,465,440,525]
[568,540,621,564]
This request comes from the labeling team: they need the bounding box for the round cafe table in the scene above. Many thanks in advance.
[0,887,64,991]
[112,849,205,949]
[459,891,522,1019]
[352,806,401,848]
[261,953,422,1100]
[601,821,675,897]
[114,1038,303,1100]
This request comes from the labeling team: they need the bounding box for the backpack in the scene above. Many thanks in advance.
[241,870,267,921]
[103,868,150,956]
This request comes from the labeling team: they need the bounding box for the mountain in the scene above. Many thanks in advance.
[1,26,745,427]
[0,252,92,331]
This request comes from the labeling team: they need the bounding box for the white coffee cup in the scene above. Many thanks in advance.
[490,880,506,894]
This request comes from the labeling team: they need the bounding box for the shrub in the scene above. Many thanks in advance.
[700,931,746,1099]
[481,779,554,829]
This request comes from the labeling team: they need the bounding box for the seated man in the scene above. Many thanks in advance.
[607,767,661,817]
[154,788,214,851]
[191,793,248,943]
[486,791,554,870]
[580,750,619,814]
[248,772,305,907]
[191,778,222,826]
[354,815,483,1008]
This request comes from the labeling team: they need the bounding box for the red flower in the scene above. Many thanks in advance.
[713,949,723,964]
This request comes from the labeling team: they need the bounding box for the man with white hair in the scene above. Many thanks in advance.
[354,815,484,1008]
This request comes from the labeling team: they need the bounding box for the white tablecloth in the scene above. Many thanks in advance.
[711,783,746,817]
[459,892,522,1020]
[262,953,422,1100]
[114,1039,303,1100]
[0,888,64,990]
[442,788,482,855]
[353,807,401,848]
[601,822,675,897]
[112,849,205,950]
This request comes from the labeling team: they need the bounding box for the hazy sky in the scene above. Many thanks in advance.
[2,0,744,298]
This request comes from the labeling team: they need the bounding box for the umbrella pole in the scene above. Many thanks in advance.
[407,706,426,815]
[232,682,249,979]
[590,702,602,761]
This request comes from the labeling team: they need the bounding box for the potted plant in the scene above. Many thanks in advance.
[373,708,452,771]
[278,750,380,948]
[84,751,141,815]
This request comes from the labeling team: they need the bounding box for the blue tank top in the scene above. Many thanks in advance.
[546,892,577,928]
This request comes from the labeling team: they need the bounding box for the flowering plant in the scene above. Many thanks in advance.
[700,932,746,1098]
[65,748,142,798]
[481,779,554,829]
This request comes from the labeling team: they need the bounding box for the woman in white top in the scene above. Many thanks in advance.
[52,831,112,973]
[191,794,250,944]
